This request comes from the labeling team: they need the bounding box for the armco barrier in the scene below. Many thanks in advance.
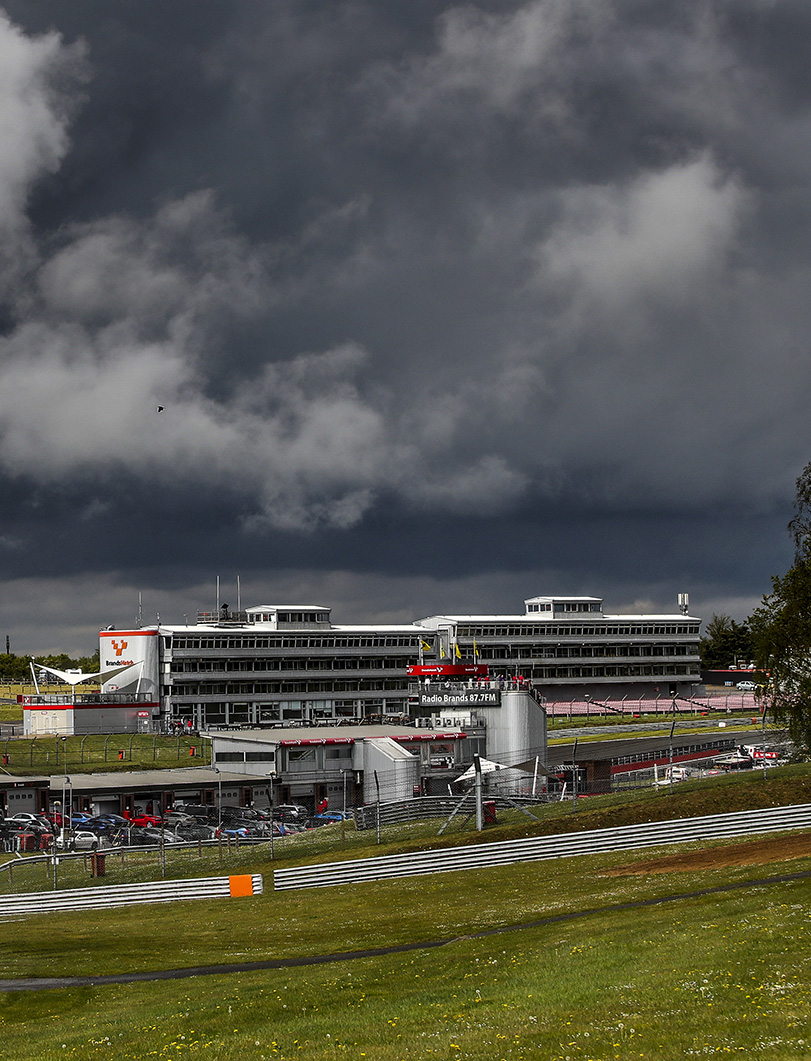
[274,803,811,890]
[0,873,263,919]
[354,795,545,830]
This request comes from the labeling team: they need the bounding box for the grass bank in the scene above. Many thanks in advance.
[0,732,209,773]
[1,837,810,1060]
[1,768,810,1058]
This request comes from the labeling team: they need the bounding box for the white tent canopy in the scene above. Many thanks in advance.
[33,661,142,686]
[455,757,523,784]
[454,754,554,784]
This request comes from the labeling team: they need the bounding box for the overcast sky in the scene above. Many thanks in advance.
[0,0,808,654]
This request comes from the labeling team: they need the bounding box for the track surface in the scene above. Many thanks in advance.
[1,867,809,993]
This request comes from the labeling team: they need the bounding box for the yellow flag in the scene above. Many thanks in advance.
[421,640,432,652]
[440,644,446,658]
[473,639,479,658]
[455,643,462,660]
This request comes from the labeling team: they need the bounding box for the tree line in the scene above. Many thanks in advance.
[0,651,100,684]
[749,461,811,755]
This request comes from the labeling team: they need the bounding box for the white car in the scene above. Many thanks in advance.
[54,830,113,852]
[736,680,757,691]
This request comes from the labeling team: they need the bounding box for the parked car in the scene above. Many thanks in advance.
[124,813,165,827]
[272,803,309,822]
[220,809,274,834]
[277,820,306,834]
[736,680,758,691]
[308,812,352,827]
[8,812,52,830]
[172,803,217,822]
[215,823,251,838]
[55,830,113,852]
[65,812,94,828]
[219,806,272,823]
[164,811,199,829]
[114,825,183,846]
[174,822,219,841]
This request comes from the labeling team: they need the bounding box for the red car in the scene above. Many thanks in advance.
[124,813,165,827]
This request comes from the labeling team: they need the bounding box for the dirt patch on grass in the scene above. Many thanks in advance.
[602,833,811,876]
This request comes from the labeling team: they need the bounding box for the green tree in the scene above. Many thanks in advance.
[0,649,100,684]
[750,460,811,754]
[700,614,753,670]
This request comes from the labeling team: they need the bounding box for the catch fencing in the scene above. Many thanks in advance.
[274,802,811,890]
[0,873,263,918]
[543,692,759,719]
[354,794,545,830]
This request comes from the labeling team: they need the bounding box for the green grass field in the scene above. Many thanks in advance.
[2,767,811,1059]
[0,732,209,772]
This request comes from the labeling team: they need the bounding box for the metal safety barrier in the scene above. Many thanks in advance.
[0,873,263,918]
[274,803,811,890]
[354,795,545,830]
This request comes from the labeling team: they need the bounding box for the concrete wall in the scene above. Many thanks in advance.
[360,738,419,802]
[475,689,547,763]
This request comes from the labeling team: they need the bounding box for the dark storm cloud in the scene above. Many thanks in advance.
[0,0,809,651]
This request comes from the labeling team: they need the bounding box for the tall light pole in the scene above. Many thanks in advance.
[571,736,578,811]
[668,718,676,795]
[758,685,768,781]
[214,767,222,831]
[62,775,71,836]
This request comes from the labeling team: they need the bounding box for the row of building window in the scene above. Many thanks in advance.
[170,635,420,650]
[455,624,699,637]
[170,662,696,698]
[171,657,408,674]
[476,644,696,660]
[174,698,402,724]
[518,664,695,679]
[215,751,276,762]
[526,603,601,613]
[172,677,408,697]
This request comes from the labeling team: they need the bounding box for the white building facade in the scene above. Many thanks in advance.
[100,605,426,731]
[96,594,702,734]
[415,595,702,702]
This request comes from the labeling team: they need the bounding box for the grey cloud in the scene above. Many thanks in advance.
[0,1,810,653]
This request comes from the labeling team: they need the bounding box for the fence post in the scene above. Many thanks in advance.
[474,756,483,831]
[571,737,578,812]
[374,770,381,845]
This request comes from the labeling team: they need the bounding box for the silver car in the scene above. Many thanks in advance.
[55,830,113,852]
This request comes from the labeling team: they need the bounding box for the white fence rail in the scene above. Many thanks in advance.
[0,873,263,918]
[275,803,811,890]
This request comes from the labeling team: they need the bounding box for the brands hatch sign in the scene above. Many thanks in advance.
[419,689,501,708]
